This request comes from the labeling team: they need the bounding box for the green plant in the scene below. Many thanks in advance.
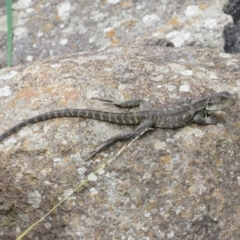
[5,0,13,67]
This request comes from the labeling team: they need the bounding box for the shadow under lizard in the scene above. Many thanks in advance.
[0,91,236,160]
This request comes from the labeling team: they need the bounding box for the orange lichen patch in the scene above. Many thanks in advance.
[167,17,179,26]
[45,87,57,95]
[54,14,61,21]
[124,19,137,28]
[215,158,223,167]
[6,85,80,110]
[44,85,79,106]
[198,4,208,10]
[159,155,172,164]
[5,89,40,109]
[111,38,119,46]
[120,1,132,8]
[16,88,40,100]
[43,23,55,32]
[66,165,75,172]
[105,29,116,38]
[61,88,79,105]
[45,85,80,106]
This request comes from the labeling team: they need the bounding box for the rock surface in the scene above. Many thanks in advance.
[0,0,231,67]
[223,0,240,53]
[0,42,239,239]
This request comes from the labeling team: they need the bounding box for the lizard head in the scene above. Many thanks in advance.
[205,91,236,112]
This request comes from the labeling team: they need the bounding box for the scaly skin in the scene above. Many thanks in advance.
[0,91,235,160]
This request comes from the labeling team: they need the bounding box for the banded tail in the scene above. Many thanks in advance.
[0,109,141,142]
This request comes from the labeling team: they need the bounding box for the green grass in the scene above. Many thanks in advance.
[5,0,13,67]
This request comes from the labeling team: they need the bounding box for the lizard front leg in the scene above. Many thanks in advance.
[193,112,218,125]
[85,119,154,161]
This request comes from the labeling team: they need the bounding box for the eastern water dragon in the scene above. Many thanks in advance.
[0,91,236,160]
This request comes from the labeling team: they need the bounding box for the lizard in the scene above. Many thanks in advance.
[0,91,236,160]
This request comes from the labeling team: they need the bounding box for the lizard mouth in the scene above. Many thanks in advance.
[206,98,236,111]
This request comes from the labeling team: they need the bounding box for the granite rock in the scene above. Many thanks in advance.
[0,42,239,239]
[0,0,232,67]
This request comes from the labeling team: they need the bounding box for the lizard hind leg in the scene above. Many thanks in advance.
[178,98,192,106]
[92,97,152,110]
[84,119,154,161]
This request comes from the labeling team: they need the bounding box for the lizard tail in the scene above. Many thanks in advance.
[0,109,139,142]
